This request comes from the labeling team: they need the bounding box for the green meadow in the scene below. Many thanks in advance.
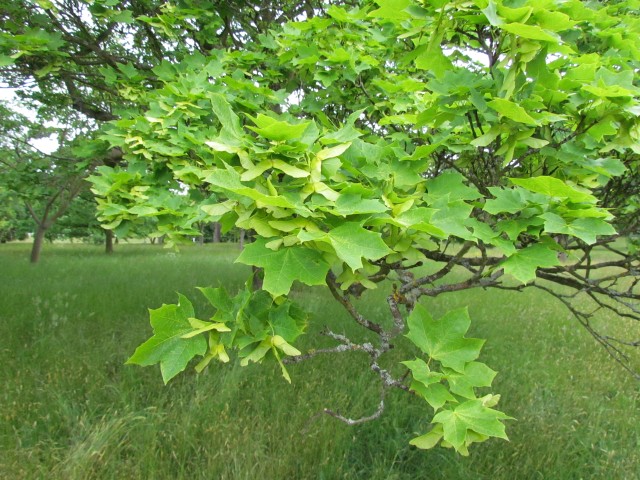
[1,243,638,479]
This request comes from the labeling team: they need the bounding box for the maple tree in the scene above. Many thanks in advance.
[2,0,639,454]
[0,102,102,261]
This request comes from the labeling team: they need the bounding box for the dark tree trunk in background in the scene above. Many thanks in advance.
[252,266,264,290]
[239,229,246,249]
[30,224,47,263]
[213,222,221,243]
[104,228,114,254]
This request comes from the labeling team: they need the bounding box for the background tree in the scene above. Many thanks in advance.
[44,188,109,243]
[0,185,31,242]
[2,0,639,455]
[0,102,104,261]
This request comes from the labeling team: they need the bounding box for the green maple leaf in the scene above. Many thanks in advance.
[568,218,616,244]
[425,170,481,202]
[402,358,442,387]
[368,0,411,20]
[204,164,297,209]
[542,213,616,245]
[324,222,392,270]
[335,193,388,215]
[246,113,311,142]
[500,23,560,43]
[430,198,474,240]
[510,176,596,203]
[501,243,560,284]
[236,238,330,296]
[395,207,446,237]
[198,286,234,314]
[444,362,497,399]
[484,187,528,214]
[410,424,444,450]
[411,381,457,410]
[432,400,511,453]
[405,305,484,373]
[487,98,538,126]
[269,301,307,343]
[127,294,207,384]
[402,358,456,409]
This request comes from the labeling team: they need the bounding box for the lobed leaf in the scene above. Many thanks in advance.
[127,294,207,383]
[236,238,330,296]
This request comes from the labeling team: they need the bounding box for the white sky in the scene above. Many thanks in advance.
[0,85,59,154]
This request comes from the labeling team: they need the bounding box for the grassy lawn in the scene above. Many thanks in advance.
[0,243,638,479]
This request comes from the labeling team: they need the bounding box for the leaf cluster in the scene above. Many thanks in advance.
[128,282,307,384]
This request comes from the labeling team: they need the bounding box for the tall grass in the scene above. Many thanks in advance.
[0,243,638,479]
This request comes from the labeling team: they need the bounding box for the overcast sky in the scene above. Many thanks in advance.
[1,85,59,154]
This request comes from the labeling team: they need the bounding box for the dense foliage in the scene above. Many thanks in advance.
[1,0,639,454]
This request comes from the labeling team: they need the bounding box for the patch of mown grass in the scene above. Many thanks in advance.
[0,243,638,479]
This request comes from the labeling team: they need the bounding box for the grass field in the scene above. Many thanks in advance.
[1,243,638,479]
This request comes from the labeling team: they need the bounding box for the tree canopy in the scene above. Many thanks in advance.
[1,0,639,454]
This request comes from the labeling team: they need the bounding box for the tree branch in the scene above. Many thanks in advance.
[326,271,384,335]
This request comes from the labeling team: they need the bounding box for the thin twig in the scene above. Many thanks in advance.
[323,390,386,426]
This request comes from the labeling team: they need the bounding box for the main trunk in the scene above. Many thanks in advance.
[213,222,221,243]
[30,224,47,263]
[104,228,114,254]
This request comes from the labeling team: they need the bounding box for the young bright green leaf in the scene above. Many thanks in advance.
[395,208,447,237]
[237,238,330,296]
[500,23,559,43]
[335,193,388,215]
[271,335,301,356]
[180,320,230,339]
[411,380,458,410]
[482,1,503,26]
[487,98,538,126]
[480,393,501,408]
[205,140,243,154]
[445,362,497,399]
[406,305,484,373]
[240,339,272,366]
[510,176,596,203]
[240,160,272,181]
[205,164,297,209]
[270,343,294,383]
[317,142,352,161]
[200,200,236,218]
[402,358,442,386]
[271,159,310,178]
[432,400,511,453]
[210,93,244,141]
[368,0,411,20]
[195,341,230,373]
[534,10,576,31]
[470,127,501,147]
[501,243,561,284]
[247,114,311,142]
[127,294,207,384]
[410,424,444,450]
